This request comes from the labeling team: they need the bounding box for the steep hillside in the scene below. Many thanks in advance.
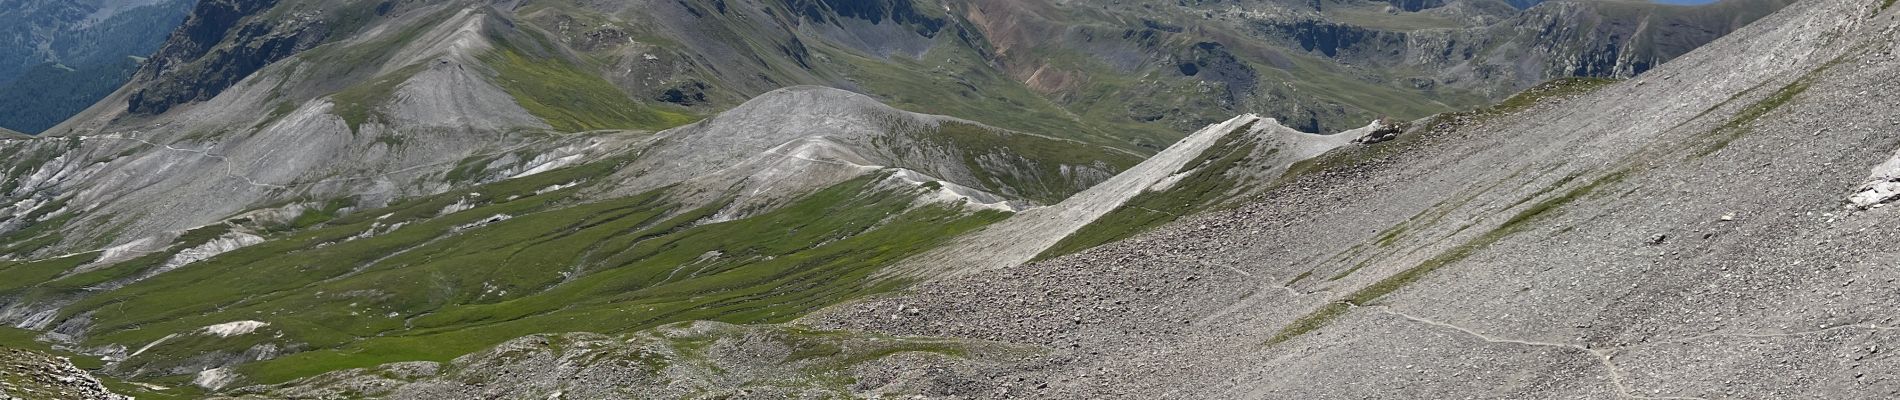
[797,0,1900,397]
[12,2,670,258]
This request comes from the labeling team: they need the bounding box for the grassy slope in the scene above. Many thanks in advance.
[295,4,699,135]
[819,37,1173,151]
[900,122,1143,204]
[485,46,699,132]
[42,152,1004,386]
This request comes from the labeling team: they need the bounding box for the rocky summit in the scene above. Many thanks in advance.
[0,0,1893,398]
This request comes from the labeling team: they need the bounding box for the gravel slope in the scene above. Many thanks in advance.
[806,0,1900,397]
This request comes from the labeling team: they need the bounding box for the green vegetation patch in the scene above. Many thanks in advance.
[1492,78,1620,114]
[330,66,423,132]
[43,151,1004,387]
[484,48,697,132]
[0,253,96,292]
[276,198,357,232]
[229,175,1002,384]
[911,122,1142,204]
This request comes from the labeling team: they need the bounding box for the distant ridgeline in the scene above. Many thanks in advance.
[0,0,194,134]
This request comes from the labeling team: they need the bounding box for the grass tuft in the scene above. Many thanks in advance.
[1692,75,1813,158]
[1268,171,1628,345]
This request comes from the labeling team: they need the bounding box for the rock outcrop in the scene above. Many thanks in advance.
[0,348,128,400]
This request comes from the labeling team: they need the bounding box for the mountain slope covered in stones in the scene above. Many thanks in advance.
[221,0,1900,397]
[807,0,1900,398]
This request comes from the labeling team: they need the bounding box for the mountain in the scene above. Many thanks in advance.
[0,0,194,133]
[0,347,127,399]
[0,0,1826,397]
[211,0,1900,397]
